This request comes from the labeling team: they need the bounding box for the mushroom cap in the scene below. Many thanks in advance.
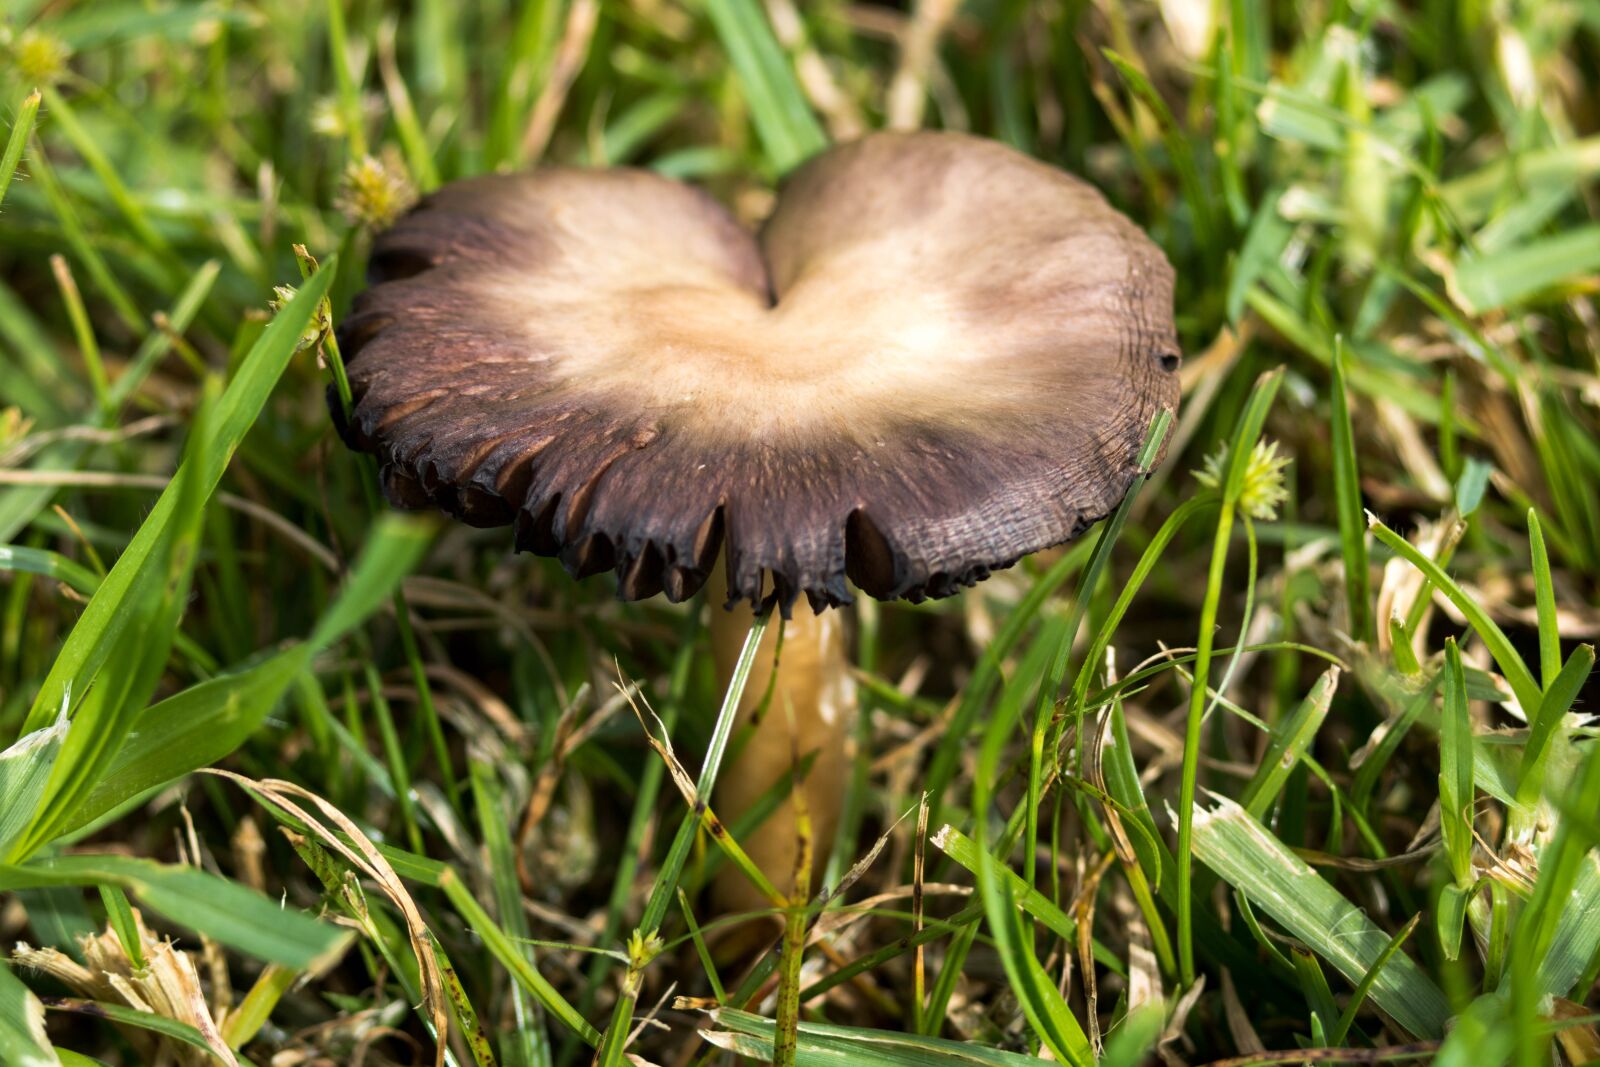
[333,131,1181,613]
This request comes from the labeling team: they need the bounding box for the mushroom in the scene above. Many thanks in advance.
[332,130,1180,926]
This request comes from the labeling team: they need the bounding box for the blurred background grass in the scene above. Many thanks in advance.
[2,1,1600,1065]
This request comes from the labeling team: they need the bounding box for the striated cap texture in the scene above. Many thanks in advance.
[332,131,1181,613]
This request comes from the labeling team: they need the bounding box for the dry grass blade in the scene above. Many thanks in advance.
[519,0,599,163]
[202,770,449,1067]
[885,0,962,129]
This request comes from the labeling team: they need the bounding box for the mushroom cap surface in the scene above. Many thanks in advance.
[334,131,1181,612]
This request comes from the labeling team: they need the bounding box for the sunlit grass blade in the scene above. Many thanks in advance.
[1330,913,1421,1044]
[59,514,433,834]
[1240,666,1338,819]
[930,824,1073,942]
[0,961,56,1067]
[95,885,144,971]
[973,617,1092,1065]
[1367,515,1542,716]
[0,706,69,857]
[703,0,827,172]
[1450,225,1600,313]
[1527,510,1560,689]
[436,867,600,1045]
[1176,366,1284,985]
[1187,794,1450,1038]
[0,90,42,214]
[18,260,337,736]
[0,855,351,971]
[1226,185,1292,323]
[469,754,549,1066]
[40,999,220,1061]
[1434,993,1513,1067]
[1539,853,1600,1002]
[1511,741,1600,1065]
[13,384,215,858]
[1290,946,1339,1040]
[1516,644,1595,807]
[639,611,768,934]
[1026,408,1173,882]
[698,1005,1058,1065]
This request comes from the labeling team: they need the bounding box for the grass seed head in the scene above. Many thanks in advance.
[11,29,72,86]
[336,149,417,229]
[1195,438,1293,520]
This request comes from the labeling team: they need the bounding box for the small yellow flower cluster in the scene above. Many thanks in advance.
[10,28,72,86]
[335,148,417,229]
[1194,438,1292,521]
[626,928,665,970]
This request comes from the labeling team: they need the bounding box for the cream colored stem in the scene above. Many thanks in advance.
[706,567,857,924]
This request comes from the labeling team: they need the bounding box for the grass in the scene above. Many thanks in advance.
[2,1,1600,1065]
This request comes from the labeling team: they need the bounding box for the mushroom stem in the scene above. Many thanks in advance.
[706,567,857,926]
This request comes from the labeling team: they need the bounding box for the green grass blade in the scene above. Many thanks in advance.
[1511,741,1600,1065]
[0,855,351,971]
[1434,993,1512,1067]
[638,610,769,934]
[1451,224,1600,313]
[95,885,144,970]
[1188,794,1450,1038]
[1351,671,1442,811]
[438,867,600,1046]
[0,90,42,214]
[19,259,337,735]
[1367,515,1542,716]
[701,1005,1058,1065]
[324,0,368,157]
[61,515,432,833]
[469,755,550,1066]
[0,961,57,1067]
[1226,185,1292,323]
[1330,339,1370,642]
[1290,947,1339,1041]
[930,824,1074,942]
[24,147,144,335]
[0,708,69,857]
[40,87,175,260]
[1329,913,1421,1044]
[39,999,221,1061]
[973,615,1092,1065]
[1240,666,1338,819]
[1516,644,1595,807]
[1103,49,1220,254]
[1539,851,1600,1001]
[1176,366,1284,984]
[14,385,216,858]
[703,0,827,172]
[1440,639,1474,883]
[1527,510,1560,690]
[0,546,99,595]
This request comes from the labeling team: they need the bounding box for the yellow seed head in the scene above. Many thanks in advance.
[14,29,72,86]
[336,149,417,229]
[1194,438,1292,521]
[626,929,664,969]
